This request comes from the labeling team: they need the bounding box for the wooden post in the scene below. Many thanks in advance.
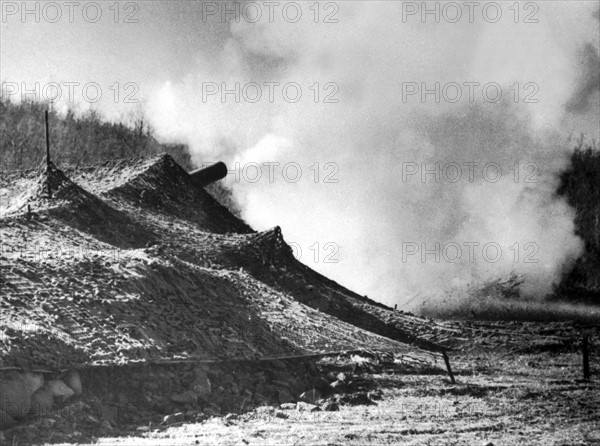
[45,110,52,198]
[442,350,456,384]
[583,335,590,381]
[45,110,51,167]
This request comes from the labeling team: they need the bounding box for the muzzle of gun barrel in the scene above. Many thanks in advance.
[189,162,228,188]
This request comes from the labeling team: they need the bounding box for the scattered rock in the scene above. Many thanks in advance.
[280,403,296,410]
[64,370,83,396]
[45,379,75,402]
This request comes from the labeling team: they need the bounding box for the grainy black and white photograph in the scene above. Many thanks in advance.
[0,1,599,445]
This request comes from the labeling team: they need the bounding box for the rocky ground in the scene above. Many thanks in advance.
[2,322,599,446]
[129,353,599,446]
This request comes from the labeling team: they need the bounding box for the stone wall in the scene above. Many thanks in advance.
[0,355,367,432]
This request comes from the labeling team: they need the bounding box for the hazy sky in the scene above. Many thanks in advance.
[1,1,233,119]
[2,1,599,306]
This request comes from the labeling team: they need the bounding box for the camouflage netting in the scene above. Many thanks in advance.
[0,155,437,371]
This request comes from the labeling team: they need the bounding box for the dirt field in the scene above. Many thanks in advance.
[92,360,600,445]
[1,321,596,446]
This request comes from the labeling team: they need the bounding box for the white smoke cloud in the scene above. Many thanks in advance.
[147,2,598,307]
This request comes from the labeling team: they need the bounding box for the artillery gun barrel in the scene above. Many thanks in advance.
[189,162,228,188]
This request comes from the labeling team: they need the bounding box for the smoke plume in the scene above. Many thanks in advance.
[147,2,598,308]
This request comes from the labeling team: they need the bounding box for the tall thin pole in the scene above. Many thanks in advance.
[45,110,51,167]
[45,110,52,198]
